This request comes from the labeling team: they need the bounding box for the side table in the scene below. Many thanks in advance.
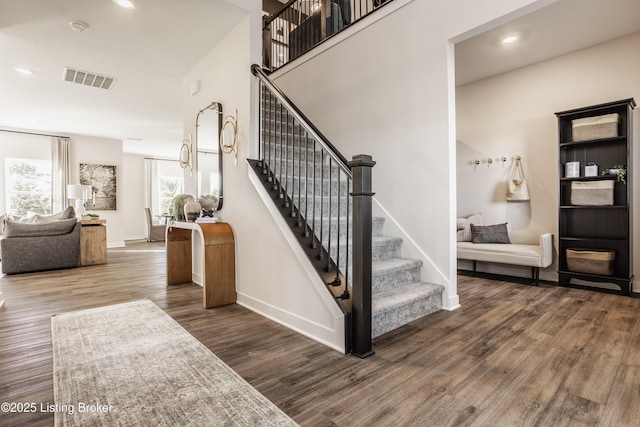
[80,219,107,266]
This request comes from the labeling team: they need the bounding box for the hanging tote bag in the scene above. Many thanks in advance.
[506,157,530,201]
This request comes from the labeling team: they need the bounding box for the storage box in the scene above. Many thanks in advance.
[585,163,598,177]
[571,180,614,205]
[571,113,619,141]
[565,162,580,178]
[566,248,615,276]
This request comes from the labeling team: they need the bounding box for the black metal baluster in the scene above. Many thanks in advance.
[282,110,289,203]
[310,139,317,248]
[274,103,282,192]
[325,157,333,272]
[338,175,350,300]
[315,143,322,253]
[292,120,301,220]
[330,168,341,286]
[262,88,269,175]
[303,133,310,237]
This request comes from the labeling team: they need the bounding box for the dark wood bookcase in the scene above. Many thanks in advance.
[556,98,635,295]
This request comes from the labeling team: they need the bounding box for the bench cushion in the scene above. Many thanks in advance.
[457,242,544,268]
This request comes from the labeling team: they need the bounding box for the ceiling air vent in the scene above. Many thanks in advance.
[63,67,116,90]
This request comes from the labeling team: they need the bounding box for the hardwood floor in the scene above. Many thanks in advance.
[1,241,640,426]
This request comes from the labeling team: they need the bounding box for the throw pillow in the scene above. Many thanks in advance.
[471,223,511,244]
[60,206,76,219]
[457,213,482,242]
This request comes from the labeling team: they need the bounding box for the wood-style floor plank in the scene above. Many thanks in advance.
[2,242,640,426]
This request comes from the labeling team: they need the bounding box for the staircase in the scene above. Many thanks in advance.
[251,65,444,351]
[369,218,444,338]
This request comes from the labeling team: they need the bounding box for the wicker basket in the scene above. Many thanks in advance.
[571,113,619,141]
[571,180,614,206]
[566,249,615,276]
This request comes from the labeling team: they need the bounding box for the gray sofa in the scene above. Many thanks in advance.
[1,218,81,274]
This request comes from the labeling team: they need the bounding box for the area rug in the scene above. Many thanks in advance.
[51,299,297,426]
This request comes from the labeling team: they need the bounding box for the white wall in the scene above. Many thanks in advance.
[267,0,546,310]
[123,153,146,241]
[70,134,126,248]
[456,31,640,290]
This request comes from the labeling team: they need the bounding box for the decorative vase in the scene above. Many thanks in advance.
[184,200,202,222]
[198,195,219,217]
[170,194,194,221]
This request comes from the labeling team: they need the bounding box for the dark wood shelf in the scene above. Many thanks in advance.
[556,98,635,296]
[559,205,627,209]
[559,176,617,182]
[559,136,626,147]
[559,236,629,243]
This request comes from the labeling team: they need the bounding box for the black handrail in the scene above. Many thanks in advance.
[251,64,350,170]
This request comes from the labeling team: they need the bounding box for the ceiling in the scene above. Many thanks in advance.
[455,0,640,86]
[0,0,247,157]
[1,0,639,158]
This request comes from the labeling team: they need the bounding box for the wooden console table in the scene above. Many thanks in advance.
[166,221,236,308]
[80,219,107,266]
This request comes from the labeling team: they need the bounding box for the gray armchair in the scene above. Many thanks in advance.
[145,208,166,242]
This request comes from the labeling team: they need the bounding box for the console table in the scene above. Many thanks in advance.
[80,219,107,266]
[165,221,236,308]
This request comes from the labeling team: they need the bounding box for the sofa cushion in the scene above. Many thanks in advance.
[4,218,78,238]
[456,213,482,242]
[471,223,510,244]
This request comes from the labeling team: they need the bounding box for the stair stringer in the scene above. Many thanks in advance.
[247,167,346,353]
[373,198,460,311]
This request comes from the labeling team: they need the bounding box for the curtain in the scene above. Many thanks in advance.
[144,158,160,216]
[51,137,71,213]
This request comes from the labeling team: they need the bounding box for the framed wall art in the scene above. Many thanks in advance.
[79,163,117,210]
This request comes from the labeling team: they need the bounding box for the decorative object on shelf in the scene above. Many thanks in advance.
[505,156,530,201]
[601,164,626,184]
[179,135,192,172]
[584,162,598,177]
[79,163,117,210]
[565,161,580,178]
[198,195,218,217]
[221,109,239,165]
[571,113,619,141]
[566,248,615,276]
[570,180,614,206]
[82,213,100,220]
[183,199,202,222]
[170,194,194,221]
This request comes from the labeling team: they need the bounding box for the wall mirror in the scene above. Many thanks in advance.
[195,101,223,210]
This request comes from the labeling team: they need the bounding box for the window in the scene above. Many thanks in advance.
[5,157,52,216]
[146,159,184,216]
[159,176,183,214]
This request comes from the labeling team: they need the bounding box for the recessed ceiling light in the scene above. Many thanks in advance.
[69,21,89,32]
[501,35,519,45]
[113,0,135,9]
[14,67,33,75]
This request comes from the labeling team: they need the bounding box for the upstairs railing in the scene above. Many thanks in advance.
[250,64,374,357]
[263,0,393,72]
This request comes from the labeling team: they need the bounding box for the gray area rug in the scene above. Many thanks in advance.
[51,299,297,426]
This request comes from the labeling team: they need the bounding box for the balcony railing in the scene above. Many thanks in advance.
[263,0,392,72]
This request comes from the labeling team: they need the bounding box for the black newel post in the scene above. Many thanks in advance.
[349,154,375,358]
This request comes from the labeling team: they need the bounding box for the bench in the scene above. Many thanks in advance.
[457,233,553,283]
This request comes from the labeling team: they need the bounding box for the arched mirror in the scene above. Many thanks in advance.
[195,102,223,210]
